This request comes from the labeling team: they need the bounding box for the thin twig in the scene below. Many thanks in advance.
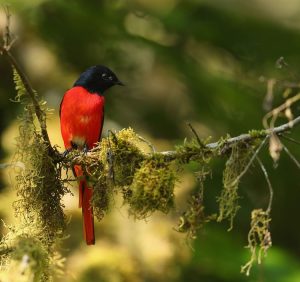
[256,156,274,213]
[282,145,300,169]
[138,136,156,153]
[187,122,206,148]
[107,130,115,183]
[3,5,11,48]
[263,93,300,129]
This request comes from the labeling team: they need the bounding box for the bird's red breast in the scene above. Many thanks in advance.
[60,86,105,150]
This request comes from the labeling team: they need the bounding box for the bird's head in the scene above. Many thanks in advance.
[74,65,124,95]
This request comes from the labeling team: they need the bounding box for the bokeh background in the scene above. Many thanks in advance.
[1,0,300,281]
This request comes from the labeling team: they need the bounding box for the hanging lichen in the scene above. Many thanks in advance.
[241,209,272,276]
[0,67,67,281]
[13,88,67,242]
[217,143,253,229]
[175,168,216,239]
[13,129,67,241]
[176,194,204,239]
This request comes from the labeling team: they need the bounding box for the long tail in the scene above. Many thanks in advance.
[74,165,95,245]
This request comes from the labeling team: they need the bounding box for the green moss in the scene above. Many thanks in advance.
[125,158,176,219]
[214,134,231,154]
[248,129,265,138]
[96,128,145,187]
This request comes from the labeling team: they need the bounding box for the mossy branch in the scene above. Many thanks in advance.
[160,115,300,160]
[60,116,300,169]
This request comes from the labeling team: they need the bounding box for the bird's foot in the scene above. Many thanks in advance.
[83,144,89,155]
[61,148,73,158]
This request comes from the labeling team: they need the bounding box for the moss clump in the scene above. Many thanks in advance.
[241,209,272,276]
[125,158,176,219]
[217,143,253,229]
[95,128,145,187]
[81,128,145,220]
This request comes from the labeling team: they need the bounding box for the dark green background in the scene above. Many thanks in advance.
[1,0,300,281]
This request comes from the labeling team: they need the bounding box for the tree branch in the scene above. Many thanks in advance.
[160,115,300,159]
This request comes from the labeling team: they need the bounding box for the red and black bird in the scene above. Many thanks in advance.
[60,65,123,245]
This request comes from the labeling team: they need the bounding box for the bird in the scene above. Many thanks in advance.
[60,65,124,245]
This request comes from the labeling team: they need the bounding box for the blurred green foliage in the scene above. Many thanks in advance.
[1,0,300,281]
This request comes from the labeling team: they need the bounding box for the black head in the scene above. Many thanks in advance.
[74,65,124,95]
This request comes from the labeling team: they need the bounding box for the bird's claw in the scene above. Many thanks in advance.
[62,148,72,158]
[83,144,89,155]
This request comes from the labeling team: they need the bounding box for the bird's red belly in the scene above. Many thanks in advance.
[60,87,105,149]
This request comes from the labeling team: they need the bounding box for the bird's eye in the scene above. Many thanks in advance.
[101,73,114,82]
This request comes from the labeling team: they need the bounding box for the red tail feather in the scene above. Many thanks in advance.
[82,182,95,245]
[74,165,95,245]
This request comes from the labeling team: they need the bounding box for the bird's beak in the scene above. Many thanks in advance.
[115,80,125,86]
